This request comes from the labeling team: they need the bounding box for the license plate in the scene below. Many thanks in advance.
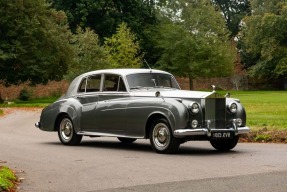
[212,132,233,138]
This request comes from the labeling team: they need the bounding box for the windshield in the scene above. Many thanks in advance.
[126,73,180,90]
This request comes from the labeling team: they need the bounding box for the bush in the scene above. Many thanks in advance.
[0,81,69,101]
[18,89,31,101]
[254,134,271,142]
[0,166,17,191]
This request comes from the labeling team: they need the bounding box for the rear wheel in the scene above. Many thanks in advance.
[57,116,82,145]
[149,118,180,154]
[210,136,239,151]
[118,137,137,144]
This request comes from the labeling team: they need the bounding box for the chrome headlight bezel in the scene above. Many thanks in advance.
[189,102,200,114]
[228,102,238,114]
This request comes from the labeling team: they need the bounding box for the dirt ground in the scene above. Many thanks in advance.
[240,128,287,143]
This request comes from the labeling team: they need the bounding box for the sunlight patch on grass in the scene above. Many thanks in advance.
[230,91,287,131]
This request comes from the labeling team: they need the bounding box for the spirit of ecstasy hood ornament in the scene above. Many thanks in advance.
[211,85,216,92]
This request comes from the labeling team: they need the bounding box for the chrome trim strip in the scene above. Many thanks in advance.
[77,131,143,139]
[173,127,250,138]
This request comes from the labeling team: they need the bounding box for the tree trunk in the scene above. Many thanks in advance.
[0,91,3,103]
[189,75,194,90]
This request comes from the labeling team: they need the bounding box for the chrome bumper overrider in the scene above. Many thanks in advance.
[174,126,250,137]
[35,122,41,128]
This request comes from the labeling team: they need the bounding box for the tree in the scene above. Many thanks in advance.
[0,0,72,85]
[238,0,287,79]
[212,0,251,37]
[104,22,143,68]
[155,0,236,89]
[66,27,111,80]
[50,0,159,64]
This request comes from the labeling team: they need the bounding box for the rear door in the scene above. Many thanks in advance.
[78,74,102,131]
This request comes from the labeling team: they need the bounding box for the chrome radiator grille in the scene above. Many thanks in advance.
[204,98,226,129]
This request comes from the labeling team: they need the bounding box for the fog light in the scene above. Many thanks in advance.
[235,118,242,126]
[191,120,198,128]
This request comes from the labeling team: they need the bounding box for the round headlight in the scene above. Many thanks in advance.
[191,120,198,128]
[228,102,237,113]
[189,102,200,114]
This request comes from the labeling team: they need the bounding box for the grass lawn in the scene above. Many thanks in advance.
[225,91,287,131]
[0,97,58,108]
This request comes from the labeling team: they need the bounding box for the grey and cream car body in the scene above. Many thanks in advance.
[35,69,249,153]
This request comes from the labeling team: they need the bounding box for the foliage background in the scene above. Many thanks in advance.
[0,0,286,89]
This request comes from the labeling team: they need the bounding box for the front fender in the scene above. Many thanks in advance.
[162,98,189,132]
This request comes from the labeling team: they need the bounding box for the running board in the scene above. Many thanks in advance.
[77,131,143,139]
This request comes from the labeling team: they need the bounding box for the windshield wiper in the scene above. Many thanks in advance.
[130,86,144,90]
[154,86,174,89]
[130,86,155,90]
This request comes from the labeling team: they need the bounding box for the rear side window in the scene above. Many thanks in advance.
[78,75,101,93]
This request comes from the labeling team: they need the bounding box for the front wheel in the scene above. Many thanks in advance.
[57,116,82,145]
[210,136,239,151]
[149,118,180,154]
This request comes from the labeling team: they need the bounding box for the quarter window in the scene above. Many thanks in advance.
[78,78,87,93]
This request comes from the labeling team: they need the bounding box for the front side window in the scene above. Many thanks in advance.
[118,77,127,92]
[103,74,127,92]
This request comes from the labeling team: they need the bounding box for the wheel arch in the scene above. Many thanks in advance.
[54,112,69,131]
[145,113,172,139]
[53,104,80,132]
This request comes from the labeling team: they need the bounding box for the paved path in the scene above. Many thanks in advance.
[0,109,286,191]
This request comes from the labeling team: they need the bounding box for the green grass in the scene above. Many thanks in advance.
[0,97,58,108]
[0,166,17,191]
[224,91,287,131]
[0,109,3,116]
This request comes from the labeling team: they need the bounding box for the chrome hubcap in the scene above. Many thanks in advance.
[153,123,170,149]
[158,128,168,143]
[60,118,73,141]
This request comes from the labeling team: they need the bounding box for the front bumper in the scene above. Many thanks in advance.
[174,126,250,138]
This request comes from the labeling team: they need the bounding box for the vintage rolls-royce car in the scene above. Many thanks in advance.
[35,69,249,153]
